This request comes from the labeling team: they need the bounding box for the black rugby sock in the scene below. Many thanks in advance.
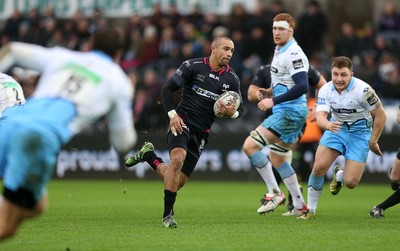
[143,151,164,171]
[163,190,177,218]
[377,188,400,210]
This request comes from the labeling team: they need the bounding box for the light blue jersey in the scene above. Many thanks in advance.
[317,77,381,162]
[270,38,309,108]
[0,42,137,203]
[261,39,309,143]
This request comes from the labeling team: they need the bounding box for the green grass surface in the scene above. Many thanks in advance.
[1,180,398,251]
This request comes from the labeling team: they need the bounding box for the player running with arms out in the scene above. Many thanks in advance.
[0,73,26,118]
[298,56,386,220]
[242,13,309,216]
[370,108,400,218]
[125,37,244,228]
[0,27,137,241]
[248,64,326,215]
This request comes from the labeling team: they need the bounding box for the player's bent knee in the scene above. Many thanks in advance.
[169,152,186,165]
[270,144,292,162]
[249,130,269,149]
[344,179,360,189]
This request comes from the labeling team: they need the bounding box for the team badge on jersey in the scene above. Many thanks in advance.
[292,59,304,70]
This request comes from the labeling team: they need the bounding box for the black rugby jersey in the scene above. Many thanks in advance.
[171,57,242,131]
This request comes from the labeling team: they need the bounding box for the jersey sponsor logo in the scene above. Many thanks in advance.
[291,52,298,55]
[363,87,379,106]
[192,85,219,100]
[317,97,326,105]
[223,83,230,89]
[270,66,278,73]
[367,94,378,106]
[292,59,304,69]
[196,74,205,82]
[333,108,357,114]
[209,73,220,81]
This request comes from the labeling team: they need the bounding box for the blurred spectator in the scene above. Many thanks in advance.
[46,29,67,48]
[2,10,22,41]
[150,3,166,33]
[158,26,182,71]
[199,12,222,40]
[73,18,91,50]
[373,33,393,59]
[88,7,107,33]
[245,1,270,31]
[158,26,180,58]
[228,30,246,75]
[245,1,274,56]
[166,3,182,28]
[296,0,328,57]
[375,54,400,101]
[242,25,271,71]
[123,14,142,52]
[121,24,159,70]
[39,17,57,46]
[264,0,287,22]
[185,3,204,30]
[224,3,248,32]
[333,22,361,60]
[378,1,400,32]
[358,22,377,53]
[355,50,379,87]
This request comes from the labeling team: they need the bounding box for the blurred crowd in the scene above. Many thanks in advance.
[1,0,399,132]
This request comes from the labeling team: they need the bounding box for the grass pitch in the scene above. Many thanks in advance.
[1,180,398,251]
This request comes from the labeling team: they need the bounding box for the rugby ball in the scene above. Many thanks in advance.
[213,91,240,118]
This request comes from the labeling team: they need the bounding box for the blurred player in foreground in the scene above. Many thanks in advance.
[125,37,244,228]
[248,64,326,215]
[242,13,309,217]
[298,56,386,219]
[0,72,26,118]
[0,27,137,241]
[370,108,400,218]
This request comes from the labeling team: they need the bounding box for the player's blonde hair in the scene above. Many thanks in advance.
[273,13,296,31]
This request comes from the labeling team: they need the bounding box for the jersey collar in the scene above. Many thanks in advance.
[203,57,230,75]
[90,50,113,62]
[275,38,296,53]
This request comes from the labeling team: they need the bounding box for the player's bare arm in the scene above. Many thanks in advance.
[368,104,386,156]
[316,110,341,134]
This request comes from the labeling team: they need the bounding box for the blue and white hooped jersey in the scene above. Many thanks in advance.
[270,38,309,106]
[317,77,381,128]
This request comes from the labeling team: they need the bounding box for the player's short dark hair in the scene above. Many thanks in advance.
[212,37,233,47]
[331,56,353,71]
[91,27,123,58]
